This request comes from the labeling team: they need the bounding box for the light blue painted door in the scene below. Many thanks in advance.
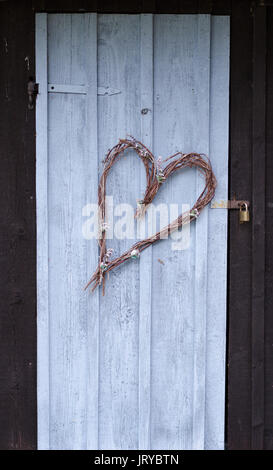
[36,13,229,450]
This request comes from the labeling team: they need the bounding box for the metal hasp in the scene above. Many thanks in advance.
[211,199,250,223]
[27,78,39,109]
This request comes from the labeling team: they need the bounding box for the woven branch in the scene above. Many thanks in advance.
[85,136,217,293]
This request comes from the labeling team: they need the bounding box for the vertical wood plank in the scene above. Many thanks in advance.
[97,14,141,450]
[227,0,253,450]
[46,13,99,449]
[252,5,266,450]
[47,13,75,449]
[205,15,230,450]
[36,12,49,450]
[152,15,202,450]
[83,13,99,450]
[192,14,211,450]
[138,13,153,450]
[265,6,273,451]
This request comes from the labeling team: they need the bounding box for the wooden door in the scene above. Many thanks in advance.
[36,13,229,450]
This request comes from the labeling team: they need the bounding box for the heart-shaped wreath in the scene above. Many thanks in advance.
[86,136,216,294]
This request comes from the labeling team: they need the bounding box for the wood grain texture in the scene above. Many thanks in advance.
[192,14,210,450]
[36,12,49,450]
[152,14,199,450]
[138,13,153,450]
[36,12,229,450]
[265,6,273,450]
[84,14,100,451]
[251,5,266,450]
[0,0,37,450]
[205,16,229,450]
[32,0,231,14]
[97,14,141,450]
[227,0,253,450]
[47,13,87,450]
[42,13,99,450]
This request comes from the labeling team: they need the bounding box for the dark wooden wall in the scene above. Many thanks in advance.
[0,0,36,450]
[0,0,272,450]
[227,0,267,450]
[265,6,273,450]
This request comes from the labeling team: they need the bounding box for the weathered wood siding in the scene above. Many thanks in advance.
[36,13,229,450]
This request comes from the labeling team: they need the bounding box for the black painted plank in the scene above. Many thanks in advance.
[0,0,36,450]
[178,0,198,13]
[211,0,231,14]
[141,0,156,13]
[32,0,231,13]
[252,5,266,450]
[155,0,180,13]
[227,0,253,450]
[265,6,273,451]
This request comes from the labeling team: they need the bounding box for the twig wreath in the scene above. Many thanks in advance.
[86,136,217,294]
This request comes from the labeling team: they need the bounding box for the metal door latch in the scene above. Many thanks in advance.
[27,78,39,109]
[211,199,250,223]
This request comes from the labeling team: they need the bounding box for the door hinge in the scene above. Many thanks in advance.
[27,78,39,109]
[47,83,121,96]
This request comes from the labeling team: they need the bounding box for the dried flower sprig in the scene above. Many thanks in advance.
[130,249,140,259]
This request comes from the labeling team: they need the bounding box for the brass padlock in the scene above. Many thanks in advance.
[239,202,250,223]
